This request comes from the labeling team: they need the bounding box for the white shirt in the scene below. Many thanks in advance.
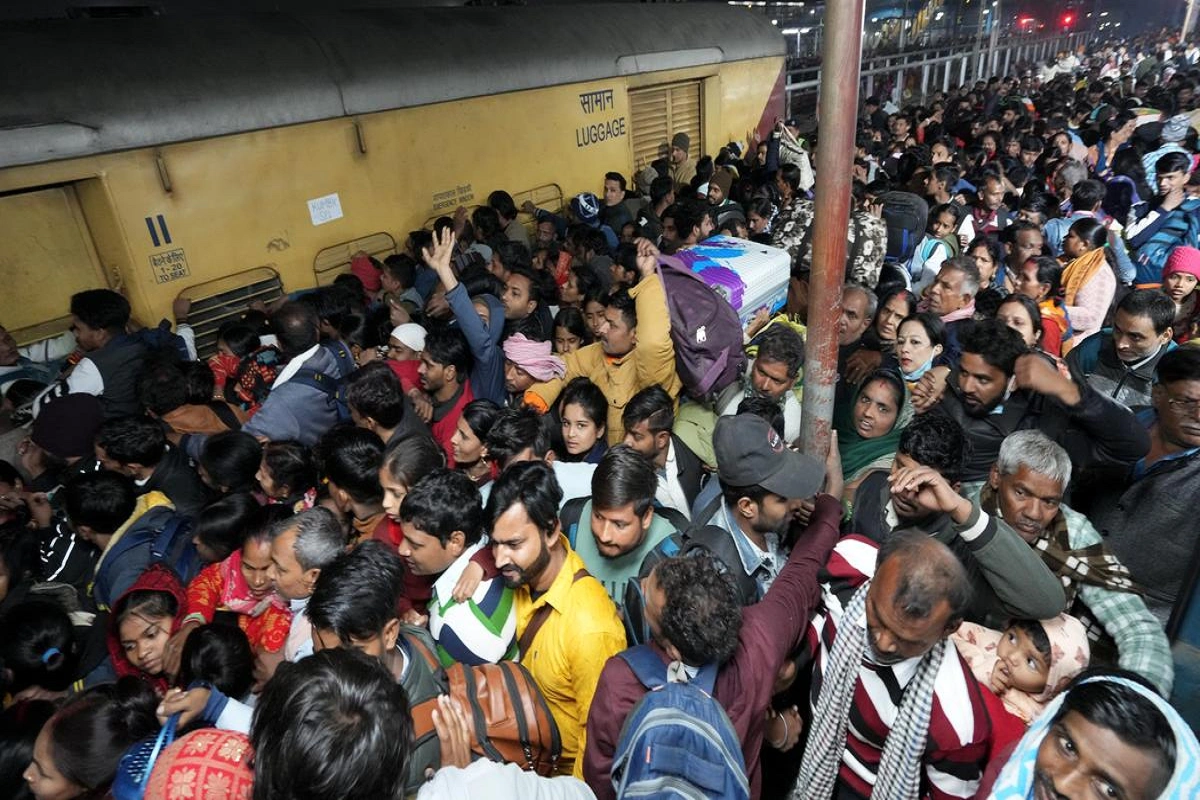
[417,760,596,800]
[655,438,692,521]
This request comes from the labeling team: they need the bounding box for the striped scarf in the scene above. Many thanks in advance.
[791,582,947,800]
[979,485,1141,605]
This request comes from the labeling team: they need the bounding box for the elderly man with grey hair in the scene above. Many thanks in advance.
[157,506,350,731]
[967,429,1173,696]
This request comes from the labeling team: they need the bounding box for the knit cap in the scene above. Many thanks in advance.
[711,169,734,198]
[671,131,690,153]
[32,393,103,459]
[571,192,601,224]
[1163,246,1200,282]
[390,323,427,353]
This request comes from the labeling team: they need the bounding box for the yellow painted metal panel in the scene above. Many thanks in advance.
[0,186,107,333]
[0,57,783,338]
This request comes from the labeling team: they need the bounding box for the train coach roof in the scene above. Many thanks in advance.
[0,4,783,169]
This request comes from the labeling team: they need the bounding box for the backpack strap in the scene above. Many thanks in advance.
[618,644,668,690]
[290,368,339,398]
[559,497,589,550]
[321,341,359,378]
[208,401,242,431]
[517,568,588,659]
[403,629,444,674]
[618,645,719,695]
[149,515,186,563]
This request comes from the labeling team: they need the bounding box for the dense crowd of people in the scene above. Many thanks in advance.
[3,28,1200,800]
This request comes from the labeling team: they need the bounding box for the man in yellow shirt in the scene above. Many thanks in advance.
[486,460,626,777]
[524,238,681,445]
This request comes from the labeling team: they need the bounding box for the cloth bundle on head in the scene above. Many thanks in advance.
[145,729,254,800]
[349,253,382,293]
[502,334,565,382]
[31,393,103,459]
[671,131,690,153]
[571,192,601,224]
[1163,114,1192,143]
[390,323,427,353]
[1163,246,1200,282]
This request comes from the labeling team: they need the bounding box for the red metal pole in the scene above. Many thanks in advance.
[800,0,865,457]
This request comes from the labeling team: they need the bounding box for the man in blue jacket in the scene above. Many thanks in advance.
[422,228,507,404]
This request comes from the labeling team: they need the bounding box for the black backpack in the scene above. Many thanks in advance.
[878,191,929,267]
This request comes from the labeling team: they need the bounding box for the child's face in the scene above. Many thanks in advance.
[994,625,1051,694]
[256,457,286,500]
[217,339,235,357]
[931,211,956,240]
[1165,271,1199,304]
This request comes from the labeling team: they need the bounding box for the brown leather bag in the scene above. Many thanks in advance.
[408,636,563,776]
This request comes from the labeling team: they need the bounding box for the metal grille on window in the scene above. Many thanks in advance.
[176,267,285,359]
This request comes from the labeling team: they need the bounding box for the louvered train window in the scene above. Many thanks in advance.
[629,81,702,171]
[312,232,398,287]
[176,267,285,358]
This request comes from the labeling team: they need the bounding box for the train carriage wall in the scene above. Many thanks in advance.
[0,4,784,347]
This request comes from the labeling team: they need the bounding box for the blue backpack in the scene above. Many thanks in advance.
[610,646,749,800]
[289,341,357,422]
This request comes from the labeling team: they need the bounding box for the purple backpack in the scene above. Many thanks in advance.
[656,255,747,400]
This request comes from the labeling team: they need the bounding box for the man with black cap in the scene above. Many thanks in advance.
[688,413,840,606]
[668,131,696,191]
[706,168,743,230]
[581,417,842,800]
[22,393,104,492]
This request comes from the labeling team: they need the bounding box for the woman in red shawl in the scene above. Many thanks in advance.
[170,524,293,666]
[107,564,188,694]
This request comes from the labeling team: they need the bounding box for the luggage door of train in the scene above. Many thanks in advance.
[0,184,109,341]
[629,81,702,170]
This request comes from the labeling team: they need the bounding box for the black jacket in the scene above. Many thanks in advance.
[143,444,210,517]
[1066,330,1174,410]
[670,434,704,513]
[930,376,1150,483]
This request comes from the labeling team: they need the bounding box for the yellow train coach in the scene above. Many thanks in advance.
[0,4,785,354]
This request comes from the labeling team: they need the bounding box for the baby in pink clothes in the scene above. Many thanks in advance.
[952,613,1090,725]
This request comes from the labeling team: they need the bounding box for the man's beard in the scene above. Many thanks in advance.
[499,539,551,589]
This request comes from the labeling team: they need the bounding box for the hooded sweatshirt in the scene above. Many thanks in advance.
[446,286,506,405]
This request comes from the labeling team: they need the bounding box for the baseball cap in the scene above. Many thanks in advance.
[713,415,825,499]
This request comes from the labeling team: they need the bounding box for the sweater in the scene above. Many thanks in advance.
[582,494,841,800]
[526,273,681,444]
[851,472,1066,628]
